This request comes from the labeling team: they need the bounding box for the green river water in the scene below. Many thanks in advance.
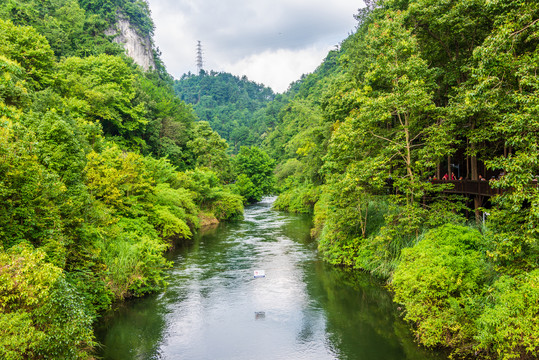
[95,197,446,360]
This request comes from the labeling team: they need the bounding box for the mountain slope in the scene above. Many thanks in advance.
[174,70,278,152]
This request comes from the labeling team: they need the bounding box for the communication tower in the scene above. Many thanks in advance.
[196,40,204,73]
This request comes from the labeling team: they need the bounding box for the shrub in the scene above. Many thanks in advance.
[0,244,95,359]
[97,218,171,298]
[391,224,489,355]
[273,184,320,214]
[210,190,244,221]
[232,173,259,203]
[475,270,539,359]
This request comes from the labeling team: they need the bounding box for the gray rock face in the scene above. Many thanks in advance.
[106,14,155,71]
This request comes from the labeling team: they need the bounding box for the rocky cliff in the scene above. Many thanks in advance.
[106,13,155,71]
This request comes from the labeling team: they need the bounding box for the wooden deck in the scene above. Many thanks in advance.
[430,180,503,197]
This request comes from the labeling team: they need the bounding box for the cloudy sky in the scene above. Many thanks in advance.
[146,0,365,93]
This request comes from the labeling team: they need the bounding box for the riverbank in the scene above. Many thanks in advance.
[275,188,539,359]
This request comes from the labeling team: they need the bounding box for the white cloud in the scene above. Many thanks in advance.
[219,46,332,93]
[146,0,364,92]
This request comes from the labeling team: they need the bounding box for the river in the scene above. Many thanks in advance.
[95,197,446,360]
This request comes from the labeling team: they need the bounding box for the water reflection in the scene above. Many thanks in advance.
[95,198,445,360]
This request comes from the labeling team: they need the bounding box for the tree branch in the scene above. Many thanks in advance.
[369,130,407,162]
[511,19,539,37]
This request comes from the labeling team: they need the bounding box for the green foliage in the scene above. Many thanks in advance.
[317,196,390,271]
[234,146,275,203]
[135,74,197,169]
[273,184,320,214]
[121,0,154,36]
[0,55,28,107]
[178,167,221,206]
[178,167,244,221]
[459,1,539,275]
[233,174,257,204]
[55,54,147,146]
[0,0,123,58]
[152,183,199,230]
[96,217,171,298]
[187,121,231,176]
[209,190,244,221]
[174,71,276,152]
[0,244,95,359]
[0,119,67,264]
[79,0,155,37]
[85,145,153,216]
[0,19,54,89]
[475,270,539,359]
[392,225,489,354]
[0,11,245,357]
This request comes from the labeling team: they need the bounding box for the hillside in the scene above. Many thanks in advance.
[174,70,280,152]
[0,1,257,358]
[267,1,539,359]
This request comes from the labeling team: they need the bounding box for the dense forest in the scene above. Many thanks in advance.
[174,71,279,152]
[2,0,539,359]
[0,0,274,358]
[266,0,539,359]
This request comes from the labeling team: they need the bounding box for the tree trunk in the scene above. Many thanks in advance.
[470,122,478,180]
[466,138,470,179]
[474,195,482,224]
[471,155,478,180]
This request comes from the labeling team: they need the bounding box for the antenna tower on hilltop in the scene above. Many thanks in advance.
[196,40,204,73]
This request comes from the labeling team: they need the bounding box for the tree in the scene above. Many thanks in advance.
[234,146,274,203]
[0,19,55,90]
[0,119,67,266]
[187,121,231,176]
[456,1,539,272]
[55,54,147,147]
[346,10,443,204]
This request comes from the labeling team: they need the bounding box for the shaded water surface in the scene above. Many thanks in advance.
[95,198,445,360]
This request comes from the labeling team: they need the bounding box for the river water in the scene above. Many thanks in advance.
[95,198,445,360]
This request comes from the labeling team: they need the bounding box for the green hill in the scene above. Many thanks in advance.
[174,70,278,152]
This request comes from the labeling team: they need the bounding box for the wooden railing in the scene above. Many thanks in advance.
[430,180,503,197]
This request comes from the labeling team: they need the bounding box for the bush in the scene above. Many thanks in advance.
[0,244,95,359]
[316,197,389,271]
[210,190,244,221]
[475,270,539,359]
[391,224,489,355]
[97,218,171,298]
[273,184,320,213]
[233,173,260,203]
